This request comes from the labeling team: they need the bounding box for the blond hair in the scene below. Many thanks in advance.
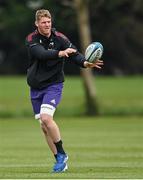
[35,9,51,21]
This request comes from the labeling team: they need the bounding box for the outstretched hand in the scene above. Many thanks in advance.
[84,60,104,69]
[58,48,77,58]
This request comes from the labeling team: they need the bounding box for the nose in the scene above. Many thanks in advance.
[45,22,50,26]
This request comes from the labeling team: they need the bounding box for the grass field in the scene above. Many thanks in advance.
[0,76,143,179]
[0,116,143,179]
[0,76,143,117]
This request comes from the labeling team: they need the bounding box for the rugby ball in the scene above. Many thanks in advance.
[85,42,103,63]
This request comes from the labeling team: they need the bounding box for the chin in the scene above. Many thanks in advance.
[43,31,50,36]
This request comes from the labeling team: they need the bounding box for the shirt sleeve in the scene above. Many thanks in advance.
[68,52,86,68]
[29,45,59,60]
[25,34,59,61]
[58,33,86,68]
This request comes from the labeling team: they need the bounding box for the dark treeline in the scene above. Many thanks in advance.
[0,0,143,75]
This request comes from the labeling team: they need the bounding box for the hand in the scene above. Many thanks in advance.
[58,48,77,58]
[84,60,104,69]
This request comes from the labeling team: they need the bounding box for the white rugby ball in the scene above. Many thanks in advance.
[85,42,103,63]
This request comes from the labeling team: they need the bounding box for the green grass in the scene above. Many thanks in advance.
[0,76,143,178]
[0,76,31,118]
[0,76,143,117]
[0,116,143,179]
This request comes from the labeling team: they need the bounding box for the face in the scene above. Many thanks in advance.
[35,17,52,37]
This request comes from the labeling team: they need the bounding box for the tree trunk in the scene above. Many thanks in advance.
[74,0,99,115]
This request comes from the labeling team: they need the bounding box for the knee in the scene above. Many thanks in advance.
[40,114,53,129]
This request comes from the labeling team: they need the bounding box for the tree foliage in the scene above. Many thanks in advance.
[0,0,143,74]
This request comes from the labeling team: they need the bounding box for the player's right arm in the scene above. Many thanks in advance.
[26,33,76,61]
[25,33,59,61]
[30,45,59,60]
[58,48,77,58]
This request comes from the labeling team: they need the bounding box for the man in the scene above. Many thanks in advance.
[25,9,103,173]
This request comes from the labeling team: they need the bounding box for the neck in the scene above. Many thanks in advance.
[38,29,51,38]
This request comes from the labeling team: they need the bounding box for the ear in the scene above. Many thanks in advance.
[35,21,38,27]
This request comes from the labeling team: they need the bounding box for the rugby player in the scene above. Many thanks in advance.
[25,9,103,173]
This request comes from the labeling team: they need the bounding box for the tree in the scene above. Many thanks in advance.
[73,0,99,115]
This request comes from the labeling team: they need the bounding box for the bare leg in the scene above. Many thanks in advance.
[40,121,57,155]
[40,114,61,142]
[40,114,67,172]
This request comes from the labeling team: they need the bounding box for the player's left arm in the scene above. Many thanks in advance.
[83,60,104,69]
[59,33,104,69]
[66,47,104,69]
[58,34,85,67]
